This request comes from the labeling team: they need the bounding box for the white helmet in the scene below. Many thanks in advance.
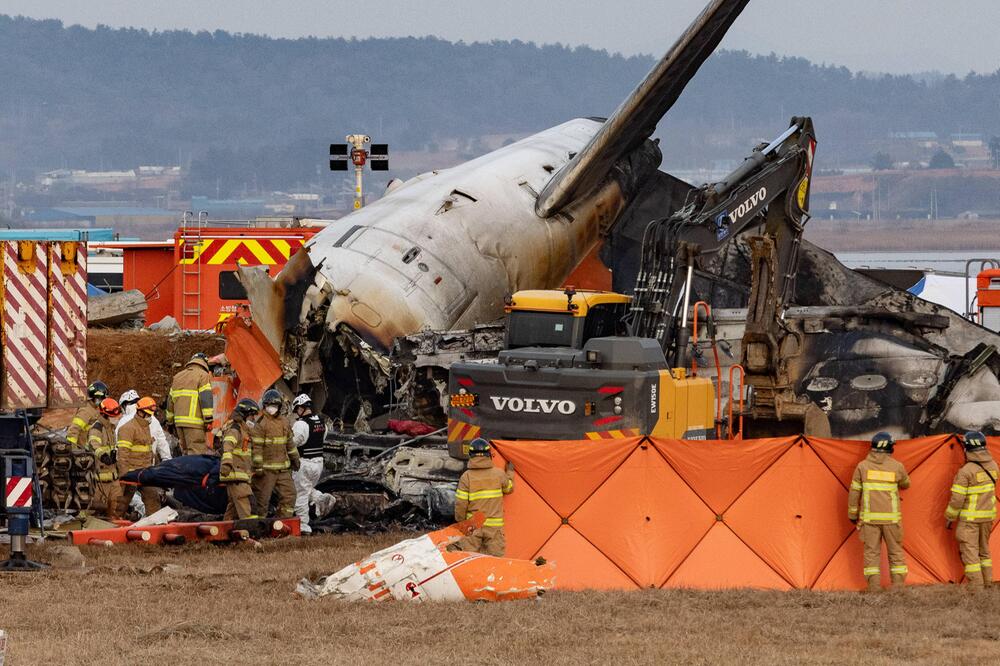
[119,389,140,406]
[291,393,312,410]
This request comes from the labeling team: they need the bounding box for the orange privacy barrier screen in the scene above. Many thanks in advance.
[493,435,1000,591]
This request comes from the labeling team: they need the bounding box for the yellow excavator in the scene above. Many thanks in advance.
[447,117,817,447]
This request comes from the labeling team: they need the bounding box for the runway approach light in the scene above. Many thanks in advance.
[330,135,389,209]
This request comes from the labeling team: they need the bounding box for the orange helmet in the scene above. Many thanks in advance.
[99,397,122,418]
[136,396,157,415]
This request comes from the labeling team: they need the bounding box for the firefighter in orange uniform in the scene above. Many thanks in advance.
[166,353,214,455]
[220,398,260,520]
[116,396,163,516]
[87,397,124,518]
[847,432,911,591]
[251,390,299,518]
[66,381,108,446]
[946,431,999,588]
[450,438,514,557]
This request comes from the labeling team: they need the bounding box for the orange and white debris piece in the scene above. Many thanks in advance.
[296,515,556,602]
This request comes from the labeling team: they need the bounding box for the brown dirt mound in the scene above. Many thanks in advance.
[86,329,225,402]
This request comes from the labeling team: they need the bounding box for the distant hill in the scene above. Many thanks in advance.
[1,16,998,196]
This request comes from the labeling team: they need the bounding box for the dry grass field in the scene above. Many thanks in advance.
[3,533,1000,665]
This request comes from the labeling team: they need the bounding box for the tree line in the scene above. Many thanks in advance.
[1,16,997,197]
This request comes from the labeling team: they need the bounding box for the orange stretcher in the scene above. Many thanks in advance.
[68,517,300,546]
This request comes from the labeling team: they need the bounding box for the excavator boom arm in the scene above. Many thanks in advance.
[628,117,817,369]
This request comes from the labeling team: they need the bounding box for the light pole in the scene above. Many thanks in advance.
[330,136,389,211]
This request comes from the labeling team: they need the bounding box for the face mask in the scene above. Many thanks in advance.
[266,405,279,416]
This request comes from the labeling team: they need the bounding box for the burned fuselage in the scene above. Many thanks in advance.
[239,120,660,425]
[688,240,1000,439]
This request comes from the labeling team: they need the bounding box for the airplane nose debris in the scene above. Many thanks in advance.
[296,514,556,602]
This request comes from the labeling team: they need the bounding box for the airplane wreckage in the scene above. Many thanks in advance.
[222,0,1000,525]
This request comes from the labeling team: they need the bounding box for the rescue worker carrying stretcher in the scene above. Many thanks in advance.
[449,438,514,557]
[848,432,911,591]
[251,390,299,518]
[166,353,214,455]
[88,397,124,518]
[220,398,260,520]
[946,431,999,588]
[116,396,163,516]
[66,380,108,446]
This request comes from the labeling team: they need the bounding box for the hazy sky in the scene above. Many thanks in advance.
[2,0,998,74]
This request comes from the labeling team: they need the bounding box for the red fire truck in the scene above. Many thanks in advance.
[122,225,318,330]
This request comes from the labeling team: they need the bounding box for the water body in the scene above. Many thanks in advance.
[836,250,1000,275]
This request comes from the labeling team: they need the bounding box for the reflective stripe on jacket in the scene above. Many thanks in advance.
[251,413,298,471]
[117,416,155,474]
[87,417,118,482]
[220,420,254,483]
[66,402,99,445]
[847,451,910,524]
[166,360,213,428]
[946,450,999,522]
[454,456,514,526]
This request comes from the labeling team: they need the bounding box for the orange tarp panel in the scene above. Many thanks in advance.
[497,438,639,518]
[663,523,791,590]
[536,526,638,590]
[490,448,562,558]
[495,435,1000,591]
[570,443,716,587]
[724,442,852,588]
[652,437,795,513]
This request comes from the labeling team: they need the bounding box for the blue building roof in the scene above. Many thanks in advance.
[0,228,117,241]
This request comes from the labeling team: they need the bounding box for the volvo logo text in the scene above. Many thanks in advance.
[729,186,767,224]
[489,396,576,415]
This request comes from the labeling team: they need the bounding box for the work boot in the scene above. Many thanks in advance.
[890,574,906,588]
[983,566,993,588]
[866,575,881,592]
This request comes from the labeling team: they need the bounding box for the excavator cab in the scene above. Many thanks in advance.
[504,289,630,350]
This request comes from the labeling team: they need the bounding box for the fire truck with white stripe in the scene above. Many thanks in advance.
[0,237,88,568]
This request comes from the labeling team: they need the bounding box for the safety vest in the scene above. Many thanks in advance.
[67,402,99,446]
[166,361,213,428]
[454,456,514,527]
[87,418,118,483]
[251,413,298,471]
[848,452,910,524]
[220,420,253,483]
[298,413,326,459]
[946,454,999,523]
[116,417,155,473]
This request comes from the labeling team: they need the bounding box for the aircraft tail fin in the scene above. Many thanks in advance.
[535,0,749,217]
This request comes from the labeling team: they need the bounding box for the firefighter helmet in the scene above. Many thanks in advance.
[233,398,260,420]
[871,431,894,453]
[964,431,988,452]
[136,396,157,416]
[468,438,492,457]
[99,398,122,419]
[291,393,312,411]
[119,389,140,407]
[261,389,283,407]
[88,381,109,401]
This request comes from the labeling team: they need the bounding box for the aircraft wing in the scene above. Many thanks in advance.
[535,0,750,218]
